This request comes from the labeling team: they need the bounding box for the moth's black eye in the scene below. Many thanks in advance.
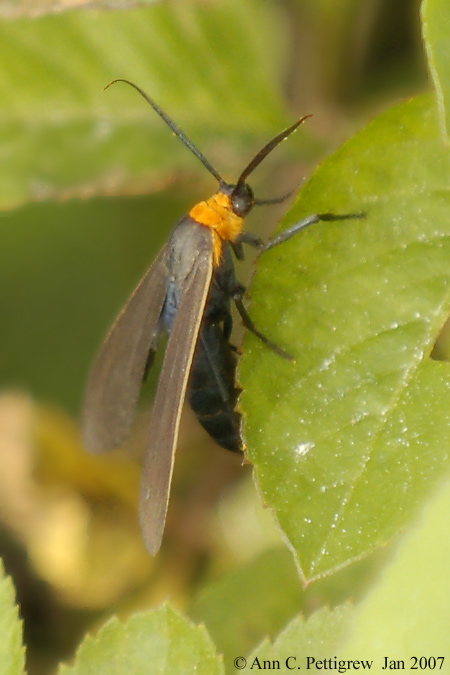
[231,183,254,217]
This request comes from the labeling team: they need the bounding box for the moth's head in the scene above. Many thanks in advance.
[219,181,255,218]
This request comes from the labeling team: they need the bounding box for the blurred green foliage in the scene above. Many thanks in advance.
[1,194,182,411]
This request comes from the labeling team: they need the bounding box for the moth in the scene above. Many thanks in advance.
[82,79,360,554]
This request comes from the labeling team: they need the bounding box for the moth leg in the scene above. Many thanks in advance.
[236,231,264,250]
[234,212,363,359]
[238,212,364,252]
[262,212,364,251]
[232,284,293,361]
[221,312,240,353]
[230,240,245,260]
[223,311,233,341]
[253,191,293,207]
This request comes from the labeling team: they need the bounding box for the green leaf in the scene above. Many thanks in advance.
[340,474,450,657]
[189,545,392,671]
[189,548,303,667]
[421,0,450,140]
[240,94,450,580]
[0,195,181,410]
[0,0,289,210]
[58,604,224,675]
[240,476,450,672]
[248,605,352,669]
[0,560,25,675]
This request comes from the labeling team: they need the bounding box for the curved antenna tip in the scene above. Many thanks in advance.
[101,78,224,184]
[103,78,135,92]
[237,113,313,186]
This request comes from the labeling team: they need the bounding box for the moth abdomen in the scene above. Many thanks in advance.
[188,322,242,453]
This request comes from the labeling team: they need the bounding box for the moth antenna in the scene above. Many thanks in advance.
[104,79,225,185]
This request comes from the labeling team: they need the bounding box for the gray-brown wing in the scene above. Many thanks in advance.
[139,230,214,555]
[82,245,169,452]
